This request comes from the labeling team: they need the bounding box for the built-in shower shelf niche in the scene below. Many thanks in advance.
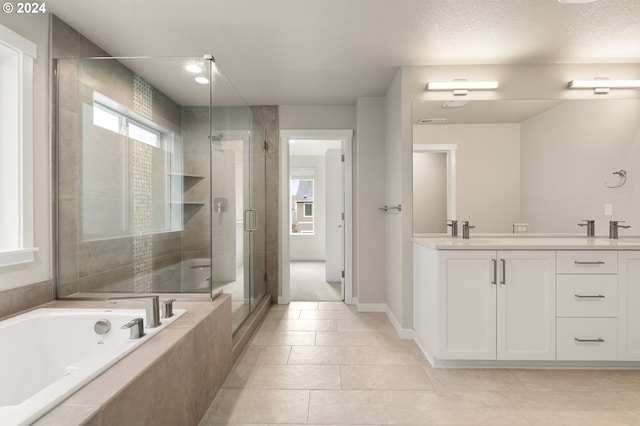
[169,172,205,192]
[169,172,205,179]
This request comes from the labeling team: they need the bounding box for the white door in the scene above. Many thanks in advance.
[325,148,344,298]
[496,250,556,361]
[438,251,497,360]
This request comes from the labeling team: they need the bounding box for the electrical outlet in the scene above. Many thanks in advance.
[604,203,613,216]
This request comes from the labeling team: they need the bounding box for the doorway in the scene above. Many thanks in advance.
[279,130,353,304]
[413,144,457,233]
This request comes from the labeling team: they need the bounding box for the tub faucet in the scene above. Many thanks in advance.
[121,318,145,339]
[578,220,595,237]
[609,221,631,239]
[446,220,458,237]
[462,221,475,239]
[107,295,161,328]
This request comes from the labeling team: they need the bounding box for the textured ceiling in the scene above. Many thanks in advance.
[45,0,640,105]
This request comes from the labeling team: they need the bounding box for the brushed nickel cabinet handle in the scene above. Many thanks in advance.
[491,259,497,285]
[574,294,605,299]
[574,261,605,265]
[500,258,506,285]
[574,337,605,343]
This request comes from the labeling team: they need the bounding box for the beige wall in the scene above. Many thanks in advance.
[0,14,51,291]
[521,99,640,235]
[279,105,356,130]
[355,97,386,304]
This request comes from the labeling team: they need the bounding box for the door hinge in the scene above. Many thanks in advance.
[341,154,345,162]
[341,212,345,220]
[264,140,268,151]
[264,272,268,282]
[341,270,345,278]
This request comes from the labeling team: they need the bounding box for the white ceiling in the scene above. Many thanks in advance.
[46,0,640,106]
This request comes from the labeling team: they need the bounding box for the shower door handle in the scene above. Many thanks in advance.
[244,209,257,232]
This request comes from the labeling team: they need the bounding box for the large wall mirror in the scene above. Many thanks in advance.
[412,99,640,236]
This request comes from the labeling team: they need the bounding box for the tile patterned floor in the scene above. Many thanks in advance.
[199,301,640,425]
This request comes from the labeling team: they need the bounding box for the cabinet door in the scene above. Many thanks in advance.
[497,251,556,361]
[438,251,496,360]
[618,251,640,361]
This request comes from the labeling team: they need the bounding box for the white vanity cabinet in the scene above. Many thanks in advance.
[436,250,556,361]
[556,251,619,361]
[414,238,640,367]
[618,251,640,361]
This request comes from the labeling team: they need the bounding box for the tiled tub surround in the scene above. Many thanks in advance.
[25,296,232,425]
[1,307,186,426]
[0,280,55,319]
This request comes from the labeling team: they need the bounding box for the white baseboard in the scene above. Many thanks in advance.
[354,300,415,340]
[384,306,415,340]
[355,301,387,312]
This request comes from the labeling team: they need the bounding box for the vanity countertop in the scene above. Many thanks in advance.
[412,235,640,250]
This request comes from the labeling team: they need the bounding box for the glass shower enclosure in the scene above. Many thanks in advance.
[55,56,265,331]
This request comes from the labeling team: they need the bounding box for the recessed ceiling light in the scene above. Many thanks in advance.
[195,76,209,84]
[185,64,202,73]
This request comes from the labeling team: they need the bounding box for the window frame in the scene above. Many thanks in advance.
[0,24,37,268]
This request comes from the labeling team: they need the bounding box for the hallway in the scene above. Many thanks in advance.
[199,302,640,425]
[290,261,341,301]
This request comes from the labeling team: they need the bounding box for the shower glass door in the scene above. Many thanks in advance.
[55,56,264,331]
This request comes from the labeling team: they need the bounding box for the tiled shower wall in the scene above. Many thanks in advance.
[52,16,280,302]
[53,16,185,295]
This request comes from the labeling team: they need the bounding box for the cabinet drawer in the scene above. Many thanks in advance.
[556,275,618,317]
[557,251,617,274]
[557,318,617,361]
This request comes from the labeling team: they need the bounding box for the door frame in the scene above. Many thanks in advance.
[279,129,354,304]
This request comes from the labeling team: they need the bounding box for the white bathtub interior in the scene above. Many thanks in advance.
[0,307,185,426]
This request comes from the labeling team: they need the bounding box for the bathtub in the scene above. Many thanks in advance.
[0,307,185,426]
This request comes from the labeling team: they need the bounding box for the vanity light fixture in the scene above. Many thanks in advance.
[425,80,499,96]
[567,78,640,94]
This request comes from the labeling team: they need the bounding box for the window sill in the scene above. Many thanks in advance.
[0,247,39,268]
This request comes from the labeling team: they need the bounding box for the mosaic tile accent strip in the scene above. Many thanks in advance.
[133,74,153,119]
[131,141,153,292]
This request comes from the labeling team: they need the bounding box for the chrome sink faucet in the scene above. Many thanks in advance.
[107,295,161,328]
[609,221,631,239]
[578,220,595,237]
[446,220,458,237]
[462,221,475,239]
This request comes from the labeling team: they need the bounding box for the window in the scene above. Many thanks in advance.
[303,203,313,217]
[0,25,37,267]
[92,99,161,148]
[81,92,173,239]
[290,177,314,235]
